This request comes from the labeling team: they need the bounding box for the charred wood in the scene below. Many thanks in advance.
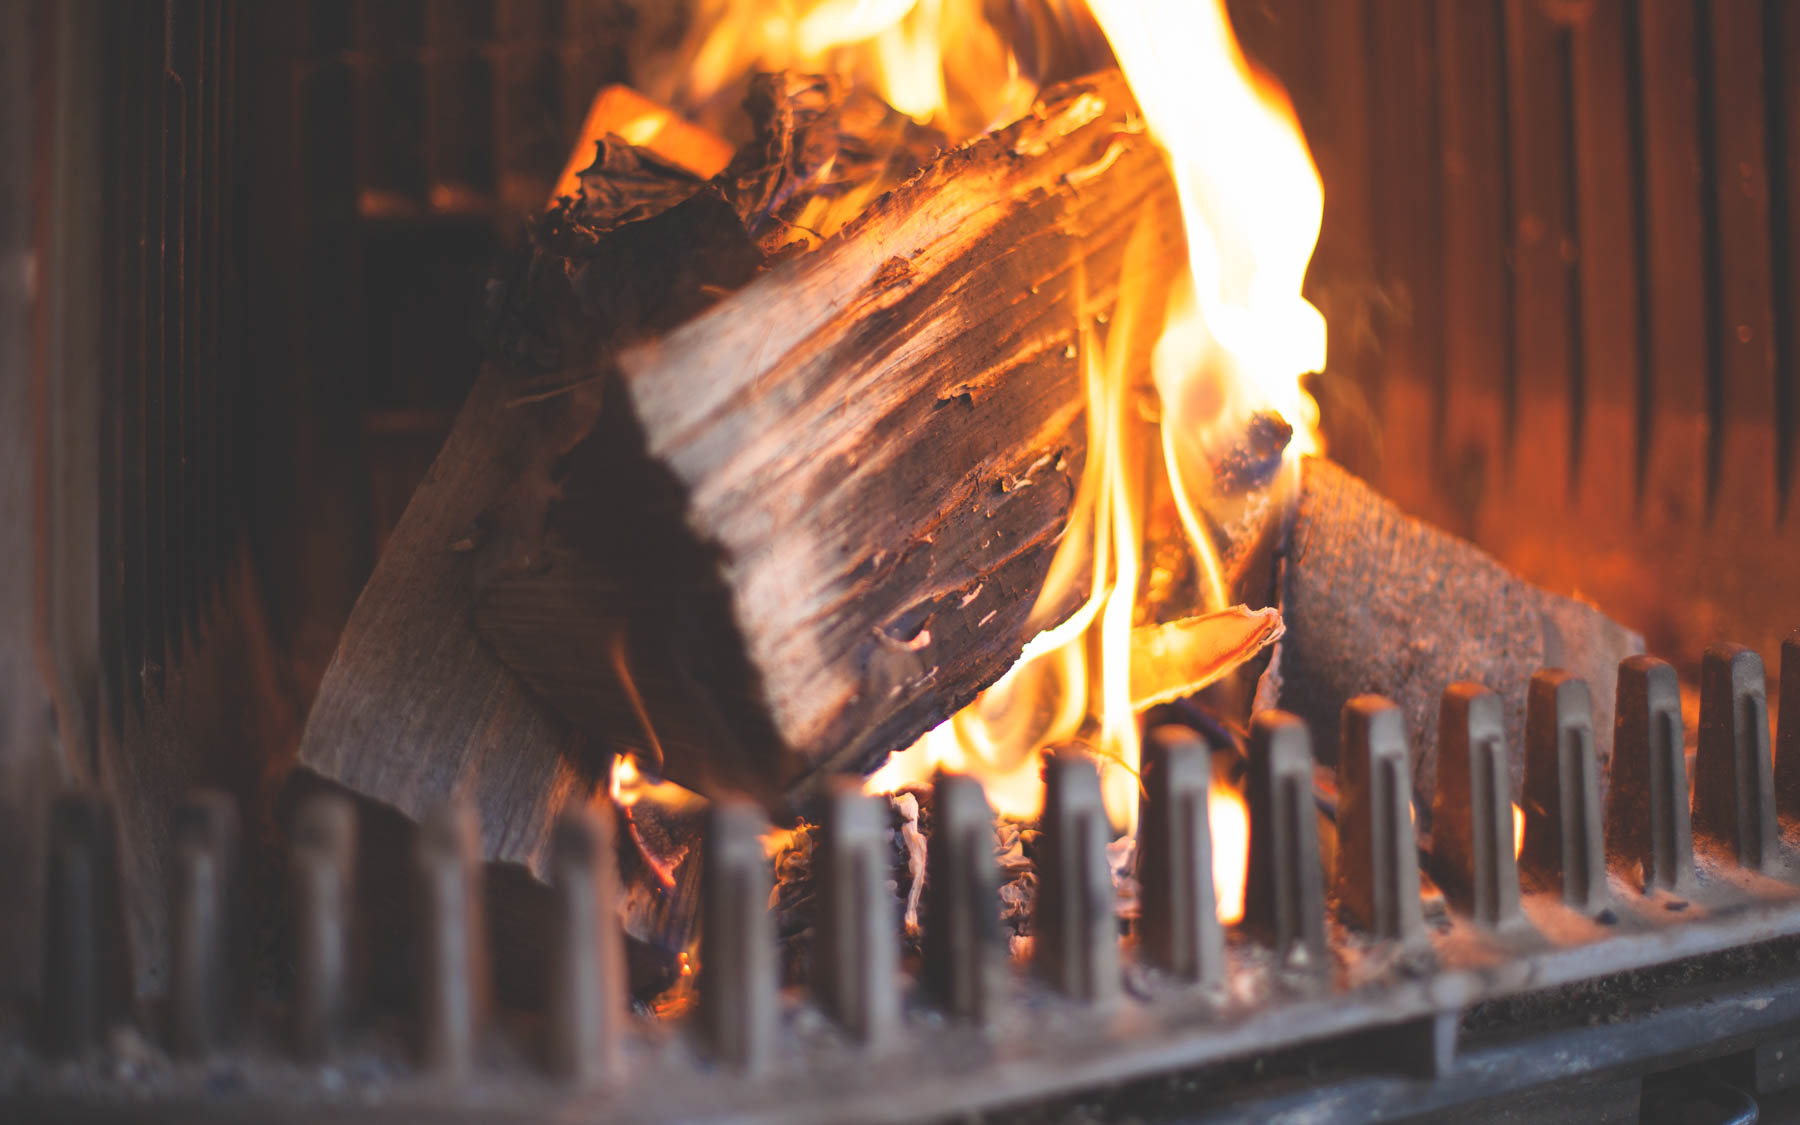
[475,70,1186,815]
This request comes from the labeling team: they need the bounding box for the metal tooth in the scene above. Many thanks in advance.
[1430,683,1522,927]
[1520,671,1607,911]
[1137,726,1224,984]
[699,797,777,1071]
[818,779,899,1044]
[170,789,240,1059]
[1243,711,1327,966]
[1035,751,1120,1005]
[924,771,1004,1024]
[1694,644,1778,871]
[1776,634,1800,817]
[291,792,358,1060]
[1398,1010,1459,1078]
[547,805,627,1084]
[1336,696,1425,942]
[42,793,130,1055]
[1608,656,1692,893]
[415,798,489,1078]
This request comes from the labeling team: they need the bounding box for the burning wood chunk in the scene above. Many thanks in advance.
[475,70,1186,815]
[1262,458,1644,832]
[721,71,949,256]
[550,84,737,206]
[571,138,712,230]
[1129,606,1283,710]
[297,69,1182,878]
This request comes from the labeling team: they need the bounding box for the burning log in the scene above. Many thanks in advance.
[1260,458,1644,833]
[296,70,1185,872]
[473,70,1185,814]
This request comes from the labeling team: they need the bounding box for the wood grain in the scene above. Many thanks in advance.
[477,71,1187,813]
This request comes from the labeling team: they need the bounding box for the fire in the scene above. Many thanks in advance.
[615,0,1324,928]
[653,0,1043,136]
[608,752,706,814]
[868,0,1324,927]
[1210,786,1251,925]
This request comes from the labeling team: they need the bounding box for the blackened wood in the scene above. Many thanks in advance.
[1268,458,1642,834]
[475,71,1185,811]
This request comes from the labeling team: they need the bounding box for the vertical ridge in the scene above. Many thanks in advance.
[1624,0,1654,509]
[1765,0,1797,518]
[1692,0,1725,520]
[1559,27,1587,493]
[1496,1,1519,463]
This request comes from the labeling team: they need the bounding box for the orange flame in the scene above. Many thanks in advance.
[655,0,1039,135]
[869,0,1323,927]
[1211,785,1251,925]
[614,0,1323,929]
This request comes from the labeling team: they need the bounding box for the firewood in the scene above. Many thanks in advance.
[1129,607,1284,710]
[1259,457,1644,833]
[297,187,767,879]
[297,70,1182,867]
[474,69,1185,815]
[549,85,736,207]
[720,71,949,257]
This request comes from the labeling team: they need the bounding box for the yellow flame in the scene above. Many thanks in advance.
[1088,0,1325,534]
[1211,786,1251,925]
[629,0,1324,927]
[1513,801,1526,861]
[867,0,1324,931]
[666,0,1037,134]
[610,753,642,807]
[608,752,707,814]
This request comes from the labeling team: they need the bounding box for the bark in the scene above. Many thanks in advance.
[475,70,1185,814]
[1260,457,1644,833]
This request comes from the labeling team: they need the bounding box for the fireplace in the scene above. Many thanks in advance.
[7,1,1800,1122]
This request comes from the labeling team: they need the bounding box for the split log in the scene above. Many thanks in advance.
[297,70,1183,871]
[297,186,766,874]
[1260,458,1644,833]
[475,70,1186,815]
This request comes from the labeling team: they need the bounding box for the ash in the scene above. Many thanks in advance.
[768,789,1139,984]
